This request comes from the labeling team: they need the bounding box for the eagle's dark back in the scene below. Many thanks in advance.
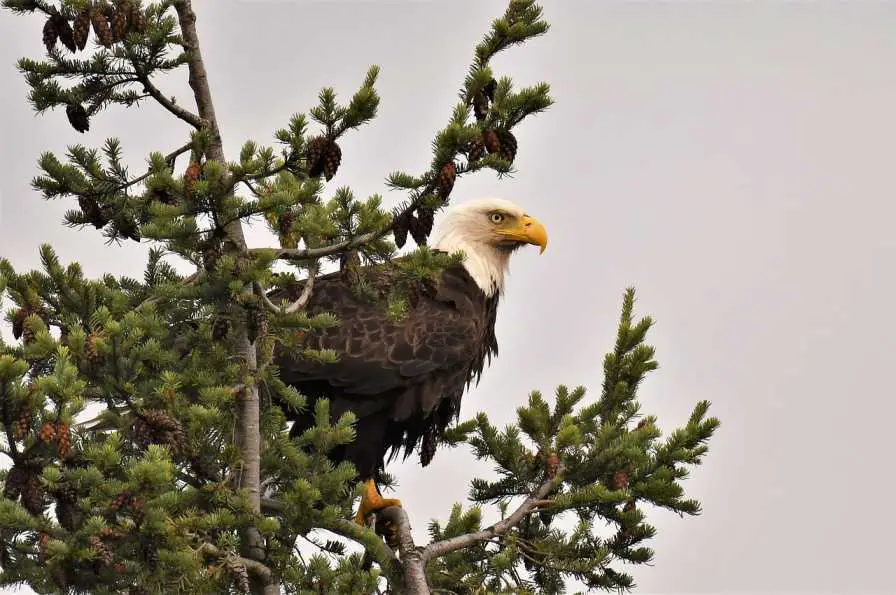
[275,258,499,480]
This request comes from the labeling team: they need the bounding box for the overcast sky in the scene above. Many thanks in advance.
[3,1,896,593]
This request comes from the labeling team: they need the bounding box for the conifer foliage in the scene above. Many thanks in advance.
[0,1,719,593]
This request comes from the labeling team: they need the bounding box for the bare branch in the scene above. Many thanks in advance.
[197,542,273,583]
[254,232,381,262]
[422,470,564,562]
[284,264,317,314]
[138,75,203,129]
[253,281,284,314]
[378,506,430,595]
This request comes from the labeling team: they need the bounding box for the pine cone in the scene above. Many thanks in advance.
[21,474,46,515]
[305,136,329,178]
[636,419,648,430]
[3,465,27,500]
[56,422,72,458]
[135,410,188,456]
[467,136,486,163]
[109,491,131,513]
[323,140,342,181]
[42,17,58,52]
[91,8,114,47]
[130,496,145,524]
[408,214,427,246]
[495,129,518,163]
[39,421,57,443]
[54,14,77,53]
[78,196,109,228]
[278,209,294,237]
[13,409,32,441]
[612,470,629,490]
[86,330,103,363]
[55,487,78,531]
[66,103,90,133]
[90,535,113,567]
[393,212,410,249]
[416,206,435,238]
[482,129,501,154]
[111,2,130,42]
[73,10,91,50]
[224,555,250,594]
[438,162,457,197]
[128,2,147,34]
[545,453,560,479]
[11,309,27,340]
[623,499,636,513]
[183,161,201,195]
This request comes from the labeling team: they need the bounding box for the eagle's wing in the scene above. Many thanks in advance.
[275,265,489,414]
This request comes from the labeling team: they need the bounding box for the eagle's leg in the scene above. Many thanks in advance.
[354,478,402,525]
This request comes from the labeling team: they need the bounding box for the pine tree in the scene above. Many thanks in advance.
[0,1,719,593]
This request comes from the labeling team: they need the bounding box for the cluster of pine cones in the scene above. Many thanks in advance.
[305,136,342,181]
[42,2,148,133]
[42,1,146,54]
[133,409,189,457]
[468,128,518,164]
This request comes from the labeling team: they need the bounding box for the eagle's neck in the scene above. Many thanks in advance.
[433,231,509,297]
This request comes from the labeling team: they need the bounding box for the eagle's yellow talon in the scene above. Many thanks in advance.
[354,479,403,525]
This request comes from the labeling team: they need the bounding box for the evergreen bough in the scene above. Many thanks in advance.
[0,1,720,593]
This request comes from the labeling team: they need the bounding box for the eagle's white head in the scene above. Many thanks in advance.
[431,197,548,296]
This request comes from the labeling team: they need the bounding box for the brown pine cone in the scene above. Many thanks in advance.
[278,209,294,237]
[438,162,457,197]
[111,1,131,42]
[467,136,486,163]
[322,140,342,181]
[545,453,560,478]
[11,309,27,340]
[305,136,329,178]
[416,206,435,238]
[21,474,46,515]
[623,499,636,513]
[66,103,90,133]
[183,161,201,196]
[86,330,103,363]
[91,8,114,47]
[73,9,91,50]
[38,421,57,444]
[42,17,59,52]
[482,129,501,154]
[393,212,410,249]
[109,491,131,513]
[13,409,32,441]
[54,14,77,53]
[408,214,427,246]
[128,2,147,34]
[56,422,72,458]
[613,470,629,490]
[495,129,518,163]
[90,535,114,567]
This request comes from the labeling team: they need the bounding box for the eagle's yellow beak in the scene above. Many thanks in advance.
[501,215,548,254]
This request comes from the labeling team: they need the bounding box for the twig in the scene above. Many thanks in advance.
[197,542,273,583]
[137,74,203,129]
[284,264,317,314]
[421,469,564,562]
[124,142,194,190]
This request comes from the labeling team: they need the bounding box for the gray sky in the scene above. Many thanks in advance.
[2,1,896,593]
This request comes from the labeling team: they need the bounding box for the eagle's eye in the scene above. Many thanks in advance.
[489,212,505,224]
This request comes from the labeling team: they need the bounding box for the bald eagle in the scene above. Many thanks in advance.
[275,197,548,524]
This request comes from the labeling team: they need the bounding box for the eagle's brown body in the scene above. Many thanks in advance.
[276,256,500,481]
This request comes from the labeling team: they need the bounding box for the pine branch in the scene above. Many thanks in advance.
[197,542,274,584]
[137,73,202,128]
[422,469,563,562]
